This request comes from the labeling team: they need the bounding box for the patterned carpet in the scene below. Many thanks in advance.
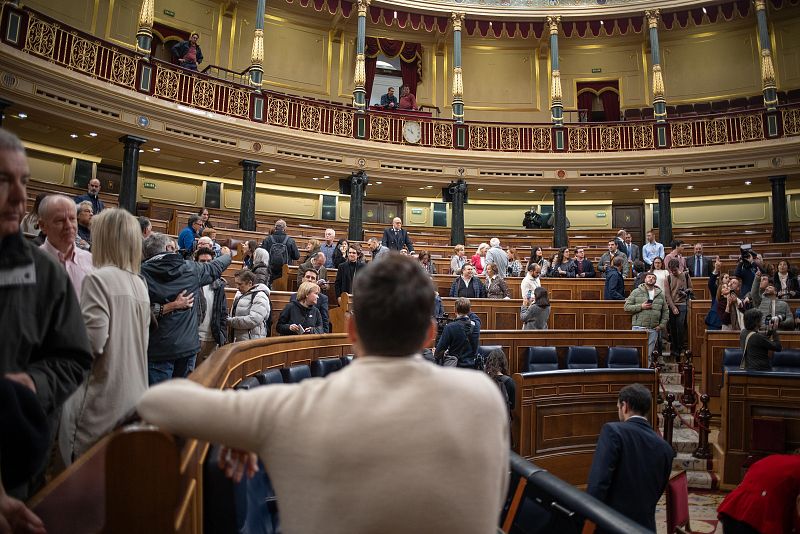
[654,490,727,534]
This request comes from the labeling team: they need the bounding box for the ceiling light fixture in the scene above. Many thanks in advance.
[323,175,330,179]
[375,181,382,185]
[268,168,275,172]
[477,188,484,191]
[419,187,425,190]
[600,20,604,25]
[212,159,220,163]
[138,149,144,153]
[745,180,752,185]
[199,161,206,164]
[686,185,694,189]
[70,133,78,139]
[257,170,263,173]
[580,189,587,193]
[528,189,536,192]
[702,6,707,14]
[312,177,319,181]
[88,132,98,137]
[17,112,27,119]
[152,147,160,152]
[632,188,639,191]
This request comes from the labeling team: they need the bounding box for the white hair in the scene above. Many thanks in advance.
[490,237,500,247]
[253,247,269,265]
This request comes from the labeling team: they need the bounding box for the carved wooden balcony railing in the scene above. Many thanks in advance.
[3,3,800,153]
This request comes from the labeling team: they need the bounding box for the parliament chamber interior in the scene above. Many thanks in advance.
[1,0,799,532]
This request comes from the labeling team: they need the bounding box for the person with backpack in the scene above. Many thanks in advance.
[483,349,515,419]
[228,270,271,341]
[260,219,300,285]
[434,297,481,368]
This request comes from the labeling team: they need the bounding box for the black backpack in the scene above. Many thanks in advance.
[267,234,289,271]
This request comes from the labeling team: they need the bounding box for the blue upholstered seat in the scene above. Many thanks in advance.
[772,350,800,373]
[280,365,312,384]
[340,355,354,367]
[256,368,284,385]
[607,347,641,369]
[525,346,558,372]
[722,348,743,371]
[566,346,598,369]
[235,376,261,390]
[311,357,344,377]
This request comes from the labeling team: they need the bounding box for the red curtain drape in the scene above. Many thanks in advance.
[577,92,594,120]
[600,91,620,122]
[364,37,422,104]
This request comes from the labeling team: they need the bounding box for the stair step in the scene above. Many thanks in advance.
[671,469,719,490]
[660,373,683,386]
[673,452,714,472]
[658,413,695,428]
[672,427,700,453]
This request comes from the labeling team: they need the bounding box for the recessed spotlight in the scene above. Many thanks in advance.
[686,185,694,190]
[312,177,319,181]
[477,188,484,191]
[17,112,27,119]
[70,133,78,139]
[199,161,206,164]
[268,168,275,172]
[375,181,382,185]
[745,180,752,185]
[528,189,536,192]
[393,10,397,18]
[419,187,425,190]
[600,20,604,25]
[702,6,707,14]
[426,185,433,188]
[632,188,639,191]
[212,159,220,163]
[323,175,330,179]
[257,170,263,174]
[88,132,98,137]
[152,147,160,152]
[580,189,587,193]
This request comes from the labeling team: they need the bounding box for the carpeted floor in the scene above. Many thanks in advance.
[655,489,727,533]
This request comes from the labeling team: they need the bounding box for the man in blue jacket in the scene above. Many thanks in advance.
[178,214,202,255]
[603,256,625,300]
[587,384,674,532]
[434,297,481,368]
[142,233,231,385]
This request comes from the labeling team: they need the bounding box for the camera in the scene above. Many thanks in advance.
[740,244,758,261]
[435,313,453,346]
[678,287,695,300]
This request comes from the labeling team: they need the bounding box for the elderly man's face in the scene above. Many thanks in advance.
[392,218,402,230]
[77,204,93,226]
[40,198,78,252]
[694,244,703,255]
[312,253,324,268]
[325,229,335,243]
[198,237,213,249]
[87,178,101,196]
[0,149,29,238]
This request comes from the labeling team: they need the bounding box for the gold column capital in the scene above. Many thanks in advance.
[753,0,766,11]
[546,16,560,35]
[138,0,154,28]
[452,66,463,99]
[645,9,660,29]
[357,0,370,17]
[451,12,465,32]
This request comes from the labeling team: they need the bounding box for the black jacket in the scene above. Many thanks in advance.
[335,260,365,298]
[141,252,231,362]
[604,268,625,300]
[250,261,270,286]
[449,276,487,298]
[171,40,204,65]
[0,233,92,417]
[290,292,330,333]
[381,227,414,252]
[434,313,481,368]
[197,278,228,346]
[261,232,301,278]
[276,300,324,335]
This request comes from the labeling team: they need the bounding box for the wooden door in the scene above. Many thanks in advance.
[362,200,381,223]
[379,201,402,223]
[612,204,644,246]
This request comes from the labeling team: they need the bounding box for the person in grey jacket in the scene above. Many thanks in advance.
[141,232,231,385]
[624,273,669,363]
[521,287,550,330]
[228,270,271,341]
[484,238,508,279]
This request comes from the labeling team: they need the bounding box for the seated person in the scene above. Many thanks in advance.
[277,281,324,335]
[434,297,481,368]
[380,87,398,109]
[398,85,417,111]
[289,269,330,333]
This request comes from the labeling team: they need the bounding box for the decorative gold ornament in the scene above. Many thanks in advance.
[469,126,488,150]
[333,110,354,137]
[451,12,465,32]
[192,80,215,109]
[652,64,665,100]
[433,123,453,147]
[600,126,621,150]
[569,127,588,152]
[70,36,98,73]
[370,115,390,142]
[300,104,321,132]
[24,17,56,59]
[357,0,370,17]
[154,69,179,100]
[753,0,766,11]
[250,28,264,67]
[267,97,289,126]
[110,52,137,87]
[532,127,551,151]
[645,9,660,29]
[761,49,776,90]
[632,125,654,149]
[452,66,463,99]
[783,108,800,135]
[500,127,520,151]
[739,114,764,141]
[354,53,366,87]
[551,69,562,103]
[670,121,694,147]
[705,118,728,144]
[546,16,560,36]
[138,0,154,28]
[228,89,250,117]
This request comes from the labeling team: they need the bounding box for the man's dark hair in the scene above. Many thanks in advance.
[670,240,683,250]
[618,384,651,416]
[352,254,434,356]
[138,216,151,233]
[455,297,471,315]
[744,308,763,331]
[668,258,680,270]
[612,256,624,269]
[194,247,214,261]
[188,214,201,226]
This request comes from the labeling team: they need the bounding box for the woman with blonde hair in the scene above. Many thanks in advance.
[472,243,489,275]
[277,281,324,335]
[303,238,321,264]
[450,244,467,274]
[59,208,151,465]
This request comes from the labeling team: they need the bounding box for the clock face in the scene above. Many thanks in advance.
[403,121,421,144]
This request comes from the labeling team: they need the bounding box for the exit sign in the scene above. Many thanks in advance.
[592,68,602,73]
[163,9,175,17]
[143,182,156,189]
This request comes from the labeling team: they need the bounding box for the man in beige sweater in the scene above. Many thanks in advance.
[138,254,509,534]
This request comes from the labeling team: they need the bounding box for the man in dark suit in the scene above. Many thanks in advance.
[571,247,596,278]
[382,217,414,253]
[587,383,675,532]
[449,264,487,298]
[688,243,711,277]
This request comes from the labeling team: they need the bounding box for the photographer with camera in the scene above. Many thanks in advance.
[740,308,782,371]
[434,297,481,368]
[749,273,795,331]
[665,258,693,357]
[735,246,761,291]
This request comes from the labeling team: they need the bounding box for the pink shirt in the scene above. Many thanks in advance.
[41,239,94,299]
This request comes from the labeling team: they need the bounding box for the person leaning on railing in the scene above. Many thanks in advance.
[172,32,203,71]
